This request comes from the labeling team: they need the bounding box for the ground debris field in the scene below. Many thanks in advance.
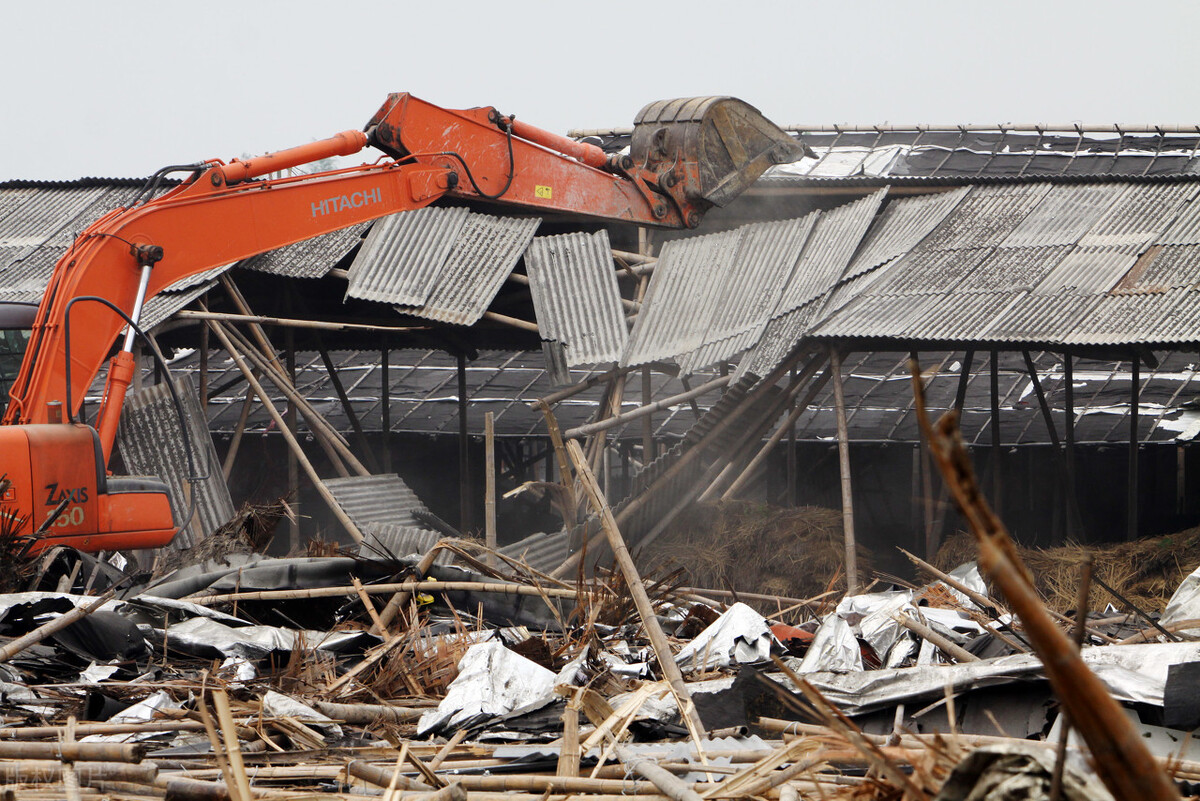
[0,509,1199,801]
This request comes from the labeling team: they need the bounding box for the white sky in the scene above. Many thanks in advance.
[6,0,1200,180]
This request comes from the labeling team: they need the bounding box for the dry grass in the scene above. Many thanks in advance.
[639,501,871,601]
[934,526,1200,614]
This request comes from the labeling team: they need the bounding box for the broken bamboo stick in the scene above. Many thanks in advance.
[565,439,706,738]
[563,375,732,440]
[187,579,588,606]
[892,613,979,663]
[311,701,423,725]
[206,321,364,543]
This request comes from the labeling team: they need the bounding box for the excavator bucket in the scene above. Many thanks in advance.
[631,97,807,209]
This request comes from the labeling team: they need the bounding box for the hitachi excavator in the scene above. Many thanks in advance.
[0,93,803,555]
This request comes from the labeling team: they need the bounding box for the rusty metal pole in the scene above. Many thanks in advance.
[830,346,859,595]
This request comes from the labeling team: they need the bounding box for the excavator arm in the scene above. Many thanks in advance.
[1,92,802,553]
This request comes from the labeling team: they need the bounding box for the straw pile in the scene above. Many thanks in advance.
[640,501,871,601]
[934,526,1200,613]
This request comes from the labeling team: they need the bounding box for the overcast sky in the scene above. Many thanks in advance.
[6,1,1200,180]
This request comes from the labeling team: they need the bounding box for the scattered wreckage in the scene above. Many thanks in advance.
[1,516,1200,801]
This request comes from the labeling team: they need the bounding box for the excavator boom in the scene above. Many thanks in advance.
[0,92,802,553]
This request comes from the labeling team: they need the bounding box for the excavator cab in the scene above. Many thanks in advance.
[0,424,175,555]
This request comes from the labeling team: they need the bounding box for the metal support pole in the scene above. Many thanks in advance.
[830,346,859,595]
[458,353,472,534]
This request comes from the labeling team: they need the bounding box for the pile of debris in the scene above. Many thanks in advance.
[1,513,1200,801]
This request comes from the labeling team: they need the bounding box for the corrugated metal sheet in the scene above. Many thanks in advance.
[525,230,627,366]
[1157,189,1200,245]
[117,375,234,549]
[242,224,369,279]
[622,228,744,367]
[969,246,1072,292]
[985,292,1102,343]
[843,187,968,280]
[346,207,469,305]
[1001,183,1117,247]
[733,305,819,381]
[918,184,1053,252]
[1135,244,1200,290]
[1033,246,1138,294]
[402,214,541,325]
[360,522,452,563]
[774,191,885,314]
[678,214,817,374]
[323,474,434,531]
[497,530,572,574]
[1063,289,1191,346]
[0,185,110,248]
[867,248,991,295]
[1076,183,1193,251]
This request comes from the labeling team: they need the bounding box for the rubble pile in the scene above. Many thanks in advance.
[0,534,1199,800]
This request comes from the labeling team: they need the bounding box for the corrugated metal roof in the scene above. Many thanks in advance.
[983,292,1102,343]
[678,214,817,374]
[346,207,469,305]
[1063,289,1192,346]
[1033,246,1137,294]
[917,183,1053,252]
[855,246,990,295]
[360,522,452,563]
[497,530,572,574]
[139,278,220,332]
[323,474,435,532]
[1157,189,1200,245]
[242,224,368,279]
[524,230,627,366]
[117,376,235,549]
[1134,244,1200,290]
[843,187,968,280]
[622,228,745,367]
[774,190,885,314]
[401,214,541,325]
[1001,183,1116,247]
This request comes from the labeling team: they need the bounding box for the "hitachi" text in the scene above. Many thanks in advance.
[311,188,382,217]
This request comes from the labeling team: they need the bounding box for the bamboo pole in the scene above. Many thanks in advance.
[217,319,362,477]
[533,401,578,525]
[558,693,582,778]
[485,412,497,567]
[566,440,706,737]
[221,384,256,481]
[720,365,831,501]
[0,761,158,785]
[174,308,424,335]
[206,321,364,543]
[210,689,252,801]
[482,310,539,333]
[912,364,1182,801]
[0,590,114,664]
[376,542,445,633]
[892,613,979,663]
[616,746,705,801]
[0,740,145,763]
[830,347,859,595]
[188,579,588,606]
[534,364,640,408]
[563,376,732,440]
[345,760,434,792]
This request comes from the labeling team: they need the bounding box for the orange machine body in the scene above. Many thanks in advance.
[0,425,173,554]
[1,92,798,554]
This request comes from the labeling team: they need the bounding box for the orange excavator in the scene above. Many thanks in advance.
[0,93,802,555]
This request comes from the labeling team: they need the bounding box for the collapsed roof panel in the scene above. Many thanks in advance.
[117,376,234,548]
[346,207,470,305]
[398,214,541,325]
[242,223,370,279]
[524,230,627,366]
[622,228,746,368]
